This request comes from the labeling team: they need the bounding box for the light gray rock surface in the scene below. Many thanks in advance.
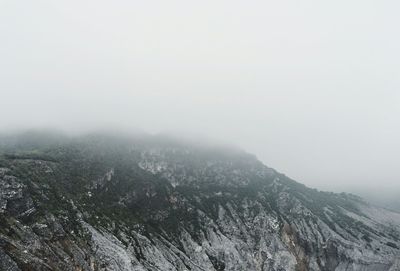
[0,133,399,270]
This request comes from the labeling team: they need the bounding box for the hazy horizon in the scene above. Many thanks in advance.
[1,1,399,198]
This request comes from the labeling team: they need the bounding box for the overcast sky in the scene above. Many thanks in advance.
[1,0,399,192]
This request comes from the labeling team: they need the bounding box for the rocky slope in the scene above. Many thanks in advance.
[0,132,399,271]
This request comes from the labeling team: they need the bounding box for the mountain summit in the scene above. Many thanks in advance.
[1,132,399,271]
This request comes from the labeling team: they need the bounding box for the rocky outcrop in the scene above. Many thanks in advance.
[0,134,399,270]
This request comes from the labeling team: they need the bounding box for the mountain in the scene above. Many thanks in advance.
[346,189,400,214]
[1,132,399,271]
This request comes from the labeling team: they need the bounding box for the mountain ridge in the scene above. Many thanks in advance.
[0,132,399,271]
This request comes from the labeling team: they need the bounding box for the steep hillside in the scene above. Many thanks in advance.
[1,132,399,271]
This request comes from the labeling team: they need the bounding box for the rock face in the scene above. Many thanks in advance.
[0,132,399,271]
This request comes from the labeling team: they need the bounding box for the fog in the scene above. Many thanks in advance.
[1,1,399,198]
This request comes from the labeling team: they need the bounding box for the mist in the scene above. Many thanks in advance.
[1,0,399,201]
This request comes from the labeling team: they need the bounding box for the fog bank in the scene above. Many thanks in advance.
[1,1,399,195]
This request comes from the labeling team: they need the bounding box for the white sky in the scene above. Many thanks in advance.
[1,0,399,192]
